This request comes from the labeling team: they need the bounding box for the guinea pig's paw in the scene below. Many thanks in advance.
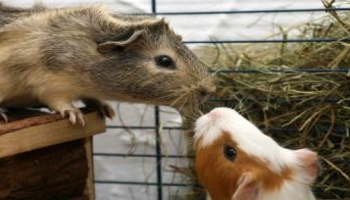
[0,108,8,123]
[82,99,115,120]
[59,108,86,126]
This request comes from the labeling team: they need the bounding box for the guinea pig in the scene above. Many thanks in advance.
[0,5,215,125]
[194,107,319,200]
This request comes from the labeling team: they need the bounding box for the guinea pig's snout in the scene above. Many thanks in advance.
[206,107,226,121]
[295,148,320,178]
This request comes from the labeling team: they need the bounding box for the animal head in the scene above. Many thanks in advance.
[87,7,216,111]
[194,107,319,200]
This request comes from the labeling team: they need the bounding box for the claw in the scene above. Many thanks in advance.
[67,110,77,125]
[60,108,86,127]
[0,112,8,123]
[59,110,66,118]
[83,99,115,120]
[102,103,116,119]
[75,110,86,127]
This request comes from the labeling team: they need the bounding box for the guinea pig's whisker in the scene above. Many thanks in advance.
[170,97,185,109]
[150,91,177,102]
[168,97,181,108]
[169,91,188,107]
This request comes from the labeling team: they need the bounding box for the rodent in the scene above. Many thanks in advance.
[194,107,319,200]
[0,5,215,125]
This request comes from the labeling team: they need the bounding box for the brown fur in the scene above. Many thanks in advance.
[195,132,293,200]
[0,3,45,27]
[0,5,215,122]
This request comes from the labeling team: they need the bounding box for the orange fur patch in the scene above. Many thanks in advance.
[195,131,293,200]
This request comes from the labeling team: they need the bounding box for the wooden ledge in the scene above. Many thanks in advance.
[0,108,106,158]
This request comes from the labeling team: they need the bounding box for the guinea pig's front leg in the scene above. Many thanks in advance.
[41,97,86,126]
[82,98,116,120]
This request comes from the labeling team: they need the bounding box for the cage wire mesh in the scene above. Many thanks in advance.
[93,0,350,199]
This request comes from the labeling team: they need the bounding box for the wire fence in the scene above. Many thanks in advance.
[93,0,350,199]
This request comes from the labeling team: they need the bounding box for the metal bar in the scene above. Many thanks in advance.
[93,153,195,158]
[107,123,349,131]
[103,125,350,136]
[209,97,350,103]
[151,0,161,197]
[106,125,183,130]
[151,0,156,13]
[94,180,199,187]
[93,153,350,163]
[131,7,350,16]
[152,7,350,15]
[152,1,164,198]
[155,106,163,200]
[184,37,350,44]
[209,68,350,73]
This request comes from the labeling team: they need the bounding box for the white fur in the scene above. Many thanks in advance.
[258,181,316,200]
[194,107,317,200]
[206,182,316,200]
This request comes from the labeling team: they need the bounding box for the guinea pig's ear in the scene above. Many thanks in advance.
[231,173,259,200]
[145,18,172,35]
[97,30,144,53]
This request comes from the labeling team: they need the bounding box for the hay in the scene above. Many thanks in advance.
[195,2,350,199]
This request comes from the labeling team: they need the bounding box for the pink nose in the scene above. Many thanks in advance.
[295,148,320,178]
[206,108,225,121]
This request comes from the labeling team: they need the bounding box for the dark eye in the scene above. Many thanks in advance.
[224,145,237,161]
[155,55,176,69]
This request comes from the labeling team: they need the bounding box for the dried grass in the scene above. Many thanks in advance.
[194,1,350,199]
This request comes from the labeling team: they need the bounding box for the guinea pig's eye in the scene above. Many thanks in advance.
[155,55,176,69]
[224,145,237,161]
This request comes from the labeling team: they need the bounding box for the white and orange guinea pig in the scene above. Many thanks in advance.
[194,107,320,200]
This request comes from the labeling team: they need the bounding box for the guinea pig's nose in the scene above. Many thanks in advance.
[295,148,320,178]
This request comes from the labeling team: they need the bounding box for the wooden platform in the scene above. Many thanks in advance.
[0,108,106,200]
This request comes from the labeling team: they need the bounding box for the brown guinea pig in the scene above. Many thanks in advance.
[194,107,319,200]
[0,5,215,125]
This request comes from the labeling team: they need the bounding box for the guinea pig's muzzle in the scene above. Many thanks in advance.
[295,148,322,179]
